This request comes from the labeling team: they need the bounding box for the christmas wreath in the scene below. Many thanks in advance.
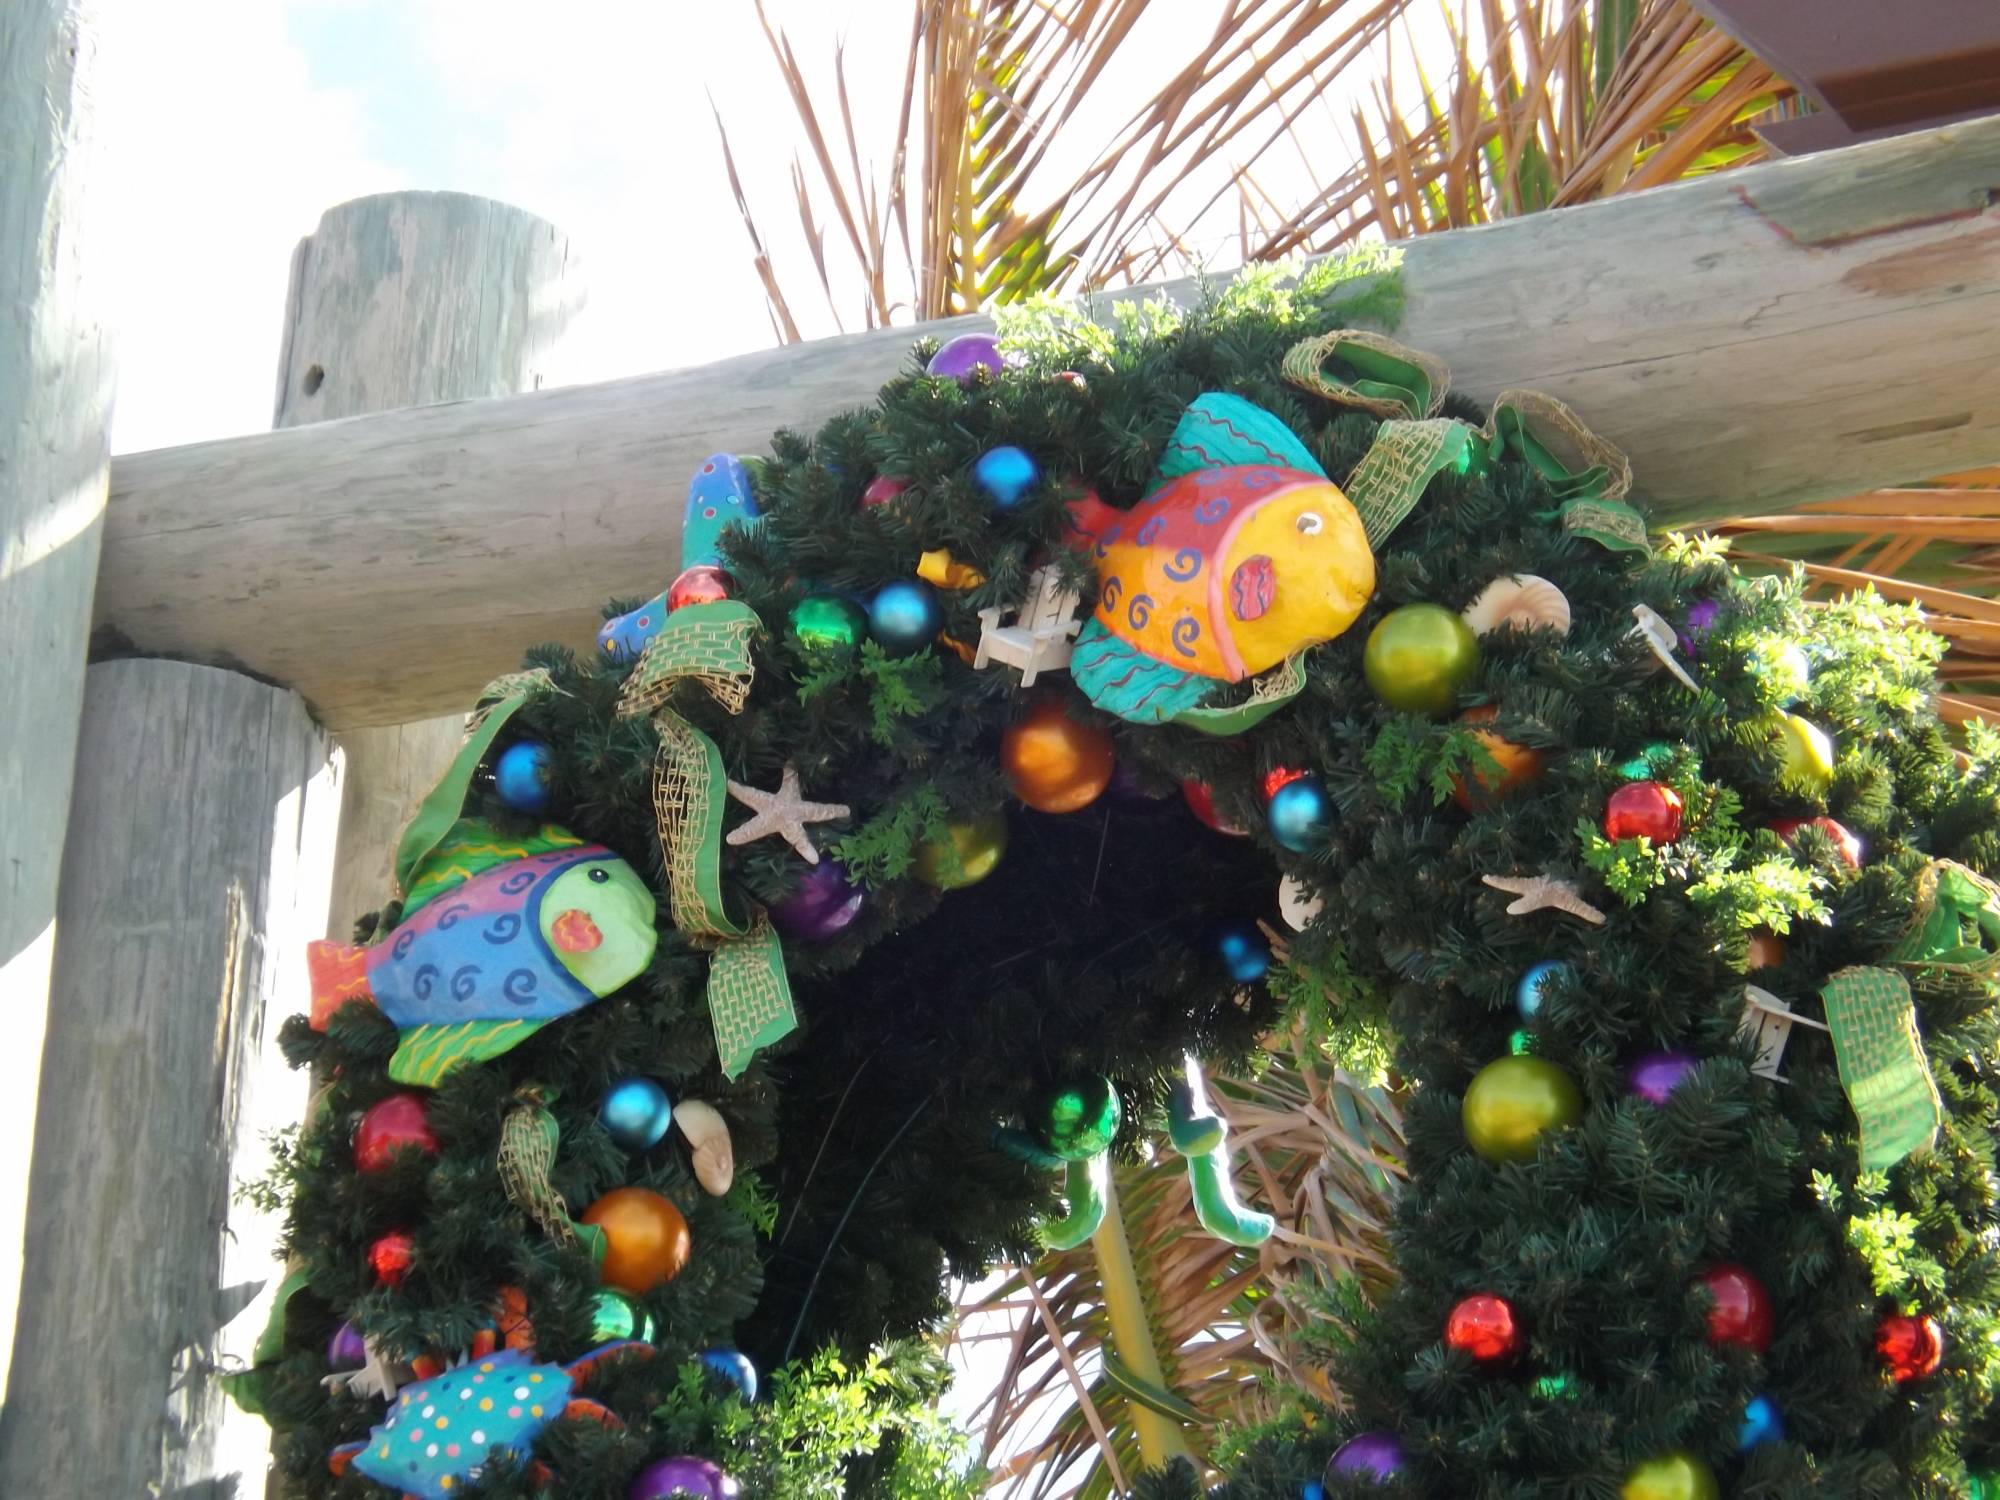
[240,257,2000,1500]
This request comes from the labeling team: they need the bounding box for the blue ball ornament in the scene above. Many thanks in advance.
[869,579,944,655]
[700,1347,759,1402]
[1302,1484,1325,1500]
[973,445,1040,510]
[1514,960,1571,1021]
[1267,775,1334,852]
[1738,1393,1784,1450]
[598,1077,674,1153]
[493,741,554,814]
[1215,922,1272,984]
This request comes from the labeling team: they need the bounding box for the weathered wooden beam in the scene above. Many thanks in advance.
[277,192,584,939]
[99,114,2000,729]
[0,0,112,1414]
[1,660,340,1490]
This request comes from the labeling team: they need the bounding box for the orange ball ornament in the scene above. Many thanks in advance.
[1001,697,1116,814]
[1451,705,1545,811]
[581,1187,692,1294]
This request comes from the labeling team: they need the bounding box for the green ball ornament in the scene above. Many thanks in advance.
[790,595,867,654]
[914,811,1008,889]
[590,1289,655,1343]
[1620,1451,1719,1500]
[1462,1055,1582,1164]
[1033,1076,1121,1161]
[1363,604,1480,715]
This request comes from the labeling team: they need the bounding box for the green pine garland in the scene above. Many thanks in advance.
[249,250,2000,1498]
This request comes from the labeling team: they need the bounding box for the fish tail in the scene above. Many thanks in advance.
[1064,490,1122,547]
[306,941,374,1032]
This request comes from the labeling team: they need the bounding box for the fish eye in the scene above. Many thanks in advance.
[588,867,611,883]
[1295,511,1324,535]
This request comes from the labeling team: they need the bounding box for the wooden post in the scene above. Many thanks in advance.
[0,0,113,1413]
[273,192,584,938]
[0,663,341,1490]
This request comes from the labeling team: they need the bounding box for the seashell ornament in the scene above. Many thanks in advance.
[1461,575,1571,639]
[674,1099,735,1196]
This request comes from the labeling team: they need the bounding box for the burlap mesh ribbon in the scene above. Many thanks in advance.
[1821,966,1942,1172]
[499,1097,579,1250]
[616,600,796,1079]
[1283,333,1648,555]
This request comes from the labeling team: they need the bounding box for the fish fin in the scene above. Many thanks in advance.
[1157,392,1325,481]
[326,1441,365,1478]
[560,1397,624,1429]
[563,1341,654,1388]
[307,941,374,1031]
[387,1018,547,1087]
[1069,620,1215,725]
[401,820,585,914]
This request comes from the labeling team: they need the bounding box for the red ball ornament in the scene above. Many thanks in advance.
[1445,1293,1523,1363]
[1772,815,1863,869]
[353,1092,440,1174]
[1695,1262,1773,1353]
[666,564,732,612]
[1261,765,1311,802]
[861,475,910,509]
[368,1229,416,1288]
[1182,779,1248,837]
[1877,1312,1945,1382]
[1603,780,1685,843]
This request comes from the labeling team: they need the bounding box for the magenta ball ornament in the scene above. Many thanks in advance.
[770,859,865,942]
[926,332,1005,385]
[1326,1430,1405,1484]
[1627,1049,1699,1105]
[628,1456,740,1499]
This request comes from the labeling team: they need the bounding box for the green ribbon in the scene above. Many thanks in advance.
[1170,653,1308,736]
[392,671,552,897]
[1891,860,2000,972]
[617,601,796,1079]
[1821,966,1942,1172]
[1282,329,1447,420]
[1342,418,1479,547]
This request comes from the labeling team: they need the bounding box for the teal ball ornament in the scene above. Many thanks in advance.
[591,1289,655,1343]
[869,580,943,655]
[493,741,555,814]
[1738,1394,1783,1450]
[1267,775,1334,852]
[700,1347,759,1402]
[974,445,1040,510]
[1514,960,1570,1021]
[1034,1076,1122,1160]
[1216,921,1272,983]
[599,1077,674,1152]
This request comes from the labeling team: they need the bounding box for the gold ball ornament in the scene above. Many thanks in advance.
[580,1186,692,1294]
[915,810,1009,889]
[1621,1451,1719,1500]
[1462,1055,1583,1164]
[1001,697,1116,814]
[1364,604,1481,715]
[1450,704,1545,811]
[1770,711,1835,793]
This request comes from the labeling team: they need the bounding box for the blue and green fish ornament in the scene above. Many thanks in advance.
[598,453,762,661]
[307,820,657,1087]
[1064,392,1375,725]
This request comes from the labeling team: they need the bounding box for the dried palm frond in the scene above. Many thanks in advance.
[949,1038,1406,1495]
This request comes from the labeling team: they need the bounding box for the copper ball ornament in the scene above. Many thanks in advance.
[1001,697,1116,813]
[1451,705,1545,810]
[581,1186,692,1294]
[1445,1292,1523,1363]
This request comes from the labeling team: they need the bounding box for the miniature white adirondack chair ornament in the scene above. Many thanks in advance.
[1739,983,1828,1082]
[974,564,1084,686]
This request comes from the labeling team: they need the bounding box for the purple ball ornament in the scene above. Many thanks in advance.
[926,332,1005,386]
[327,1320,368,1370]
[770,859,865,943]
[1105,760,1174,808]
[1326,1430,1405,1485]
[628,1456,741,1500]
[1678,598,1722,656]
[1627,1049,1699,1105]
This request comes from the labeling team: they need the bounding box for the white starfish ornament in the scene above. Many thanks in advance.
[1481,872,1608,925]
[724,763,850,864]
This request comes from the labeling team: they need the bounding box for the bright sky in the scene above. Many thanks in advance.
[94,0,1443,456]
